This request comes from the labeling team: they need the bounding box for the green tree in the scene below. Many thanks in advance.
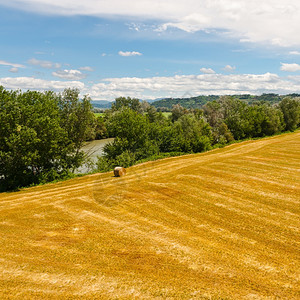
[111,96,142,113]
[211,122,234,145]
[279,97,300,131]
[104,107,158,163]
[155,114,212,153]
[203,101,224,128]
[244,103,284,137]
[171,104,189,122]
[59,88,96,151]
[145,105,159,123]
[0,87,96,191]
[175,114,212,152]
[94,116,108,139]
[219,96,249,140]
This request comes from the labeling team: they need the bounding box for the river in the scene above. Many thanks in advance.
[77,138,114,173]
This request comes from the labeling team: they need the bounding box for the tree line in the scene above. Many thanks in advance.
[152,93,300,110]
[96,95,300,172]
[0,87,299,191]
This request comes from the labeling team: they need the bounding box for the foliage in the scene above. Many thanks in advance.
[211,122,234,145]
[94,116,108,139]
[203,96,286,140]
[96,94,300,173]
[2,87,299,189]
[170,104,189,122]
[152,93,300,110]
[244,103,284,137]
[152,95,220,110]
[173,114,212,152]
[58,89,96,149]
[103,107,162,167]
[279,97,300,131]
[111,96,142,112]
[0,87,96,191]
[96,102,213,172]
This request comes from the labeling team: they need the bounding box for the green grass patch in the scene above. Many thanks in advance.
[94,112,105,118]
[161,112,171,118]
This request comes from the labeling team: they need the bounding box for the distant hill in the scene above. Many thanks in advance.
[151,93,300,110]
[91,100,112,109]
[91,94,300,110]
[91,99,157,109]
[152,95,219,110]
[145,99,160,103]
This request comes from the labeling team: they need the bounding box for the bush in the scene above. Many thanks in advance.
[115,150,136,168]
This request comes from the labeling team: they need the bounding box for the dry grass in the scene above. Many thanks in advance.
[0,132,299,299]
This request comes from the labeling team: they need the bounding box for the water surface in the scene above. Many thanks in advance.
[78,138,114,173]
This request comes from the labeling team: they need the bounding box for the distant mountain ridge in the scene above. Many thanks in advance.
[151,93,300,110]
[91,99,158,109]
[91,93,300,110]
[91,100,112,109]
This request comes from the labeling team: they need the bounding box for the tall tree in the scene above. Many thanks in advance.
[111,96,142,113]
[171,104,189,122]
[0,87,96,191]
[279,97,300,131]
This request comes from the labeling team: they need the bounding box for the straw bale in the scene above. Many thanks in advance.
[114,167,126,177]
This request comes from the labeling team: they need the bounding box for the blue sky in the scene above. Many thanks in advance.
[1,0,300,100]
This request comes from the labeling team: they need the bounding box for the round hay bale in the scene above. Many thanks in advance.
[114,166,126,177]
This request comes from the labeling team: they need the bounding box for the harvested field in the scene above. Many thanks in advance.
[0,132,299,299]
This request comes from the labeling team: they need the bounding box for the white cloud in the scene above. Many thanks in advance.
[0,77,84,91]
[9,67,19,73]
[223,65,236,72]
[288,51,300,55]
[28,58,61,69]
[88,73,300,100]
[280,63,300,72]
[200,67,215,74]
[2,72,300,101]
[52,69,87,80]
[118,51,142,57]
[0,60,25,68]
[127,23,141,32]
[156,13,211,33]
[2,1,300,46]
[79,66,94,72]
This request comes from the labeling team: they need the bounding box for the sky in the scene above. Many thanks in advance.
[1,0,300,101]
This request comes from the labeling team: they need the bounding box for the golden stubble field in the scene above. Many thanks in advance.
[0,132,299,299]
